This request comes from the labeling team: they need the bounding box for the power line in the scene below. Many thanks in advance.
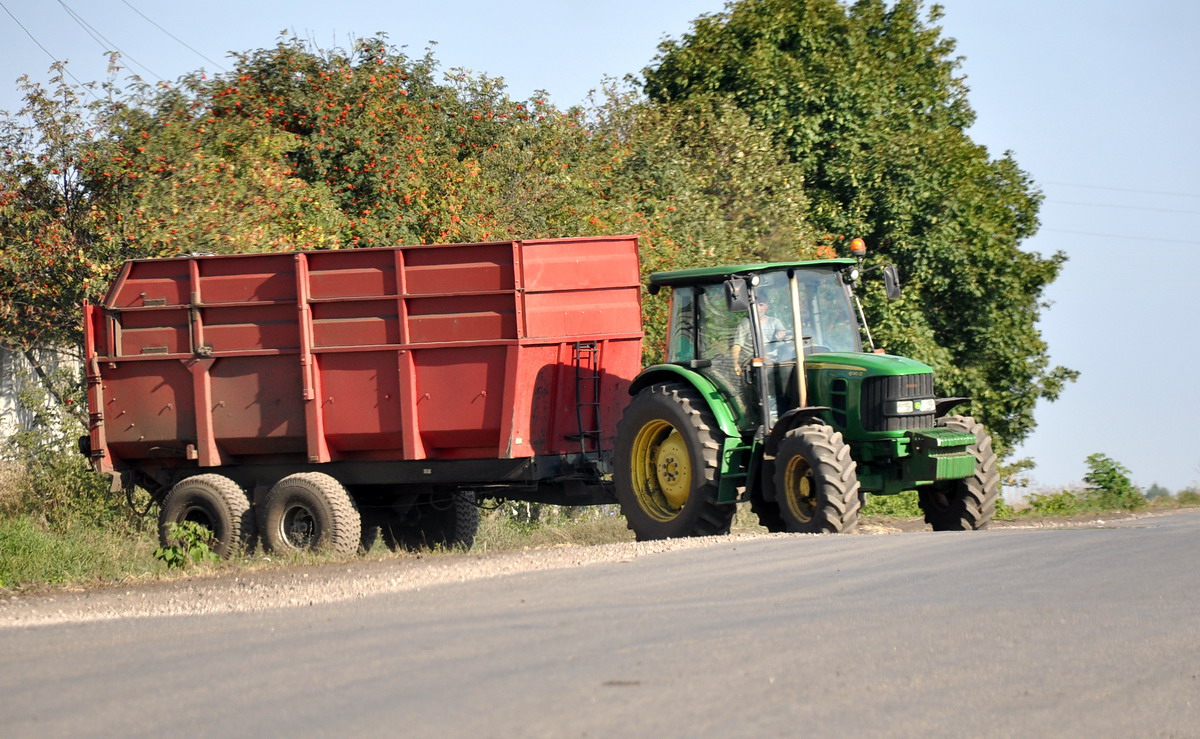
[1042,228,1200,246]
[57,0,162,82]
[121,0,227,73]
[1047,199,1200,216]
[1043,180,1200,200]
[0,0,98,101]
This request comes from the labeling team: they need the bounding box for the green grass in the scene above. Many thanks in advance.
[0,514,162,589]
[3,488,1199,592]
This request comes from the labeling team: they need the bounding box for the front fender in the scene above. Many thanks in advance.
[630,364,741,440]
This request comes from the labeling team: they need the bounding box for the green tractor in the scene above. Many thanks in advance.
[613,242,1000,539]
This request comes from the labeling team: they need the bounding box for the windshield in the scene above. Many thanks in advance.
[754,268,861,357]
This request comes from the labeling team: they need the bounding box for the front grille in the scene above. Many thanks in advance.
[861,373,935,432]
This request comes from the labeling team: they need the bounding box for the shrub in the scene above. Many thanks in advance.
[1082,453,1145,511]
[1176,488,1200,507]
[1,363,129,528]
[154,521,221,568]
[1023,488,1090,516]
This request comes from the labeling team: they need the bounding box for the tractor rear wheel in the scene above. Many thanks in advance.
[614,382,733,540]
[260,472,361,555]
[159,474,255,558]
[918,415,1000,530]
[772,423,861,534]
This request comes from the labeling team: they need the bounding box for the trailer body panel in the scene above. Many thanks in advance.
[85,236,643,487]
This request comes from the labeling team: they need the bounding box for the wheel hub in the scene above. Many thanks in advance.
[630,419,693,521]
[281,504,317,548]
[782,456,816,523]
[654,431,691,509]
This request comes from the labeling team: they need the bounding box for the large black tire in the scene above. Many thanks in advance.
[382,491,479,551]
[158,474,255,558]
[613,382,734,541]
[772,423,861,534]
[260,472,361,555]
[918,415,1000,531]
[750,450,787,533]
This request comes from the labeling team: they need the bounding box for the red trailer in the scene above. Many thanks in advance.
[82,236,643,555]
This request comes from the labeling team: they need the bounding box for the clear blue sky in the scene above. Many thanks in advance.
[3,1,1198,493]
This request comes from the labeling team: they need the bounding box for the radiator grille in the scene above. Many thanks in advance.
[861,373,935,432]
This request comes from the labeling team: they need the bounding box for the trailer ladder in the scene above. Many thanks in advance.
[568,341,602,464]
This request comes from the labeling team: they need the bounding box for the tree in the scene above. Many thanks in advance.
[642,0,1077,450]
[1083,453,1144,511]
[1144,483,1170,500]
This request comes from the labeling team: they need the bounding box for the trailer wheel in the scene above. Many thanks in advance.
[614,382,734,540]
[918,415,1000,530]
[159,474,255,558]
[773,423,861,534]
[382,491,479,551]
[260,473,361,555]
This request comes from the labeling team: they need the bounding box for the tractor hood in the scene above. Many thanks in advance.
[804,352,932,377]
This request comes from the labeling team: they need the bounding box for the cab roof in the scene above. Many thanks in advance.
[648,259,857,288]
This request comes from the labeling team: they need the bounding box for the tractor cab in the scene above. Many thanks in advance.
[652,259,862,431]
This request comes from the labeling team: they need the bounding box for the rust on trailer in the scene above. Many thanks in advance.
[84,236,643,477]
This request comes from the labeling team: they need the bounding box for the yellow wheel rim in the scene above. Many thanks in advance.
[781,455,815,524]
[630,419,692,521]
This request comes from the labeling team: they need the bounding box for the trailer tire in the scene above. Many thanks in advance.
[260,473,361,555]
[918,415,1000,531]
[772,423,861,534]
[614,382,734,540]
[159,474,255,558]
[382,491,479,551]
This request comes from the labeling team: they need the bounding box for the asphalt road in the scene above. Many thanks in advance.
[3,511,1199,737]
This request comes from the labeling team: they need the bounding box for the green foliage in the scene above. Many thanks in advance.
[1023,489,1088,517]
[1022,456,1147,516]
[861,490,922,518]
[643,0,1076,450]
[153,521,220,568]
[1082,453,1145,511]
[0,360,127,528]
[0,513,157,588]
[1176,488,1200,507]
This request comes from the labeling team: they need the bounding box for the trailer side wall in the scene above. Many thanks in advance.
[85,237,643,478]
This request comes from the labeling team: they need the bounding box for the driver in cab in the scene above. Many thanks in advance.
[733,291,792,376]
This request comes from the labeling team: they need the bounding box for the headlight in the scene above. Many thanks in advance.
[886,398,936,415]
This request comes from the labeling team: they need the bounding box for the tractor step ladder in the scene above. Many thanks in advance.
[568,341,602,464]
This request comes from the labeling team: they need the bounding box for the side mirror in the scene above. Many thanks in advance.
[883,265,902,301]
[724,277,751,313]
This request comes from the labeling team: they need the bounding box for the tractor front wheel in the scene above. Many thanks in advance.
[918,415,1000,530]
[772,423,861,534]
[614,382,733,540]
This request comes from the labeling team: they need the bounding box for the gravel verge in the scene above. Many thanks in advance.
[0,509,1177,629]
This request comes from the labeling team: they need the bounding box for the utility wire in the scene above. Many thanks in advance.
[1043,180,1200,200]
[121,0,227,73]
[1047,199,1200,216]
[0,0,98,101]
[57,0,162,82]
[1042,228,1200,246]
